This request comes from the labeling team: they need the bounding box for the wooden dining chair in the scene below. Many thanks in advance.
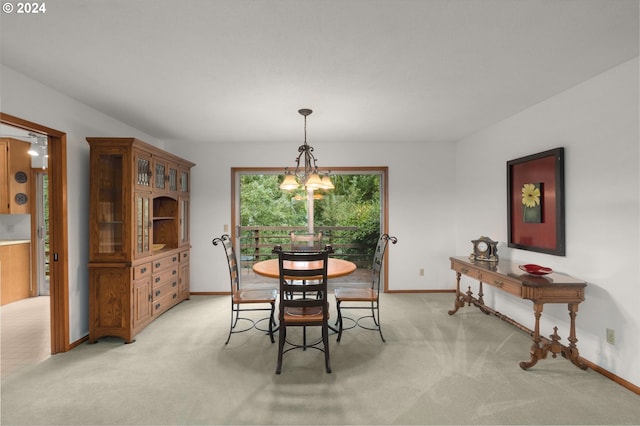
[273,245,332,374]
[334,233,397,342]
[212,234,277,345]
[290,231,323,251]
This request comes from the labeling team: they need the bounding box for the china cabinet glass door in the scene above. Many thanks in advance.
[179,197,189,246]
[135,192,152,258]
[167,163,179,193]
[180,169,189,194]
[134,150,152,191]
[95,153,124,257]
[154,159,166,192]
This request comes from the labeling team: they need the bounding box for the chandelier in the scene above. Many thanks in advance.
[279,109,334,191]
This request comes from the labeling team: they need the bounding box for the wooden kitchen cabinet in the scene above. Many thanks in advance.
[0,241,32,306]
[87,138,194,343]
[0,138,32,214]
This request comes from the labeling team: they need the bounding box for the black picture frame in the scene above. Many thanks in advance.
[507,147,565,256]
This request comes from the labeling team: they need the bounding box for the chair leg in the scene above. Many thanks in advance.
[336,301,344,342]
[225,301,236,345]
[276,324,286,374]
[373,301,386,343]
[323,323,332,373]
[303,326,307,350]
[268,303,275,344]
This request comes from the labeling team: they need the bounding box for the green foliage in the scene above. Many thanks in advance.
[240,175,307,226]
[316,175,381,261]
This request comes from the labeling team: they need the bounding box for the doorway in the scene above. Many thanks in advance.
[33,171,49,296]
[0,112,69,354]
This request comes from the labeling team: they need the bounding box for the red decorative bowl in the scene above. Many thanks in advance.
[519,264,553,276]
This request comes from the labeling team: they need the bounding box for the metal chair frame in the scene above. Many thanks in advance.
[213,234,277,345]
[334,233,397,342]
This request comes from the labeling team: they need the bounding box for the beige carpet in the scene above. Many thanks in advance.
[1,293,639,425]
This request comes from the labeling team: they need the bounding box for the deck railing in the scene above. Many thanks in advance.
[236,225,373,270]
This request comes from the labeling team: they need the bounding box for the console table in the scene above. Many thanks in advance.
[448,256,587,370]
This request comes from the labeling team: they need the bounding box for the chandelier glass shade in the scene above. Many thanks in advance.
[279,109,333,191]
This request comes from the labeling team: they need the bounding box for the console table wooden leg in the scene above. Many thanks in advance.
[448,272,464,315]
[477,281,491,315]
[562,303,588,370]
[520,303,545,370]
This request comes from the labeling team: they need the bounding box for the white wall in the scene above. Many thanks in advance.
[0,65,161,343]
[454,58,639,387]
[167,140,457,294]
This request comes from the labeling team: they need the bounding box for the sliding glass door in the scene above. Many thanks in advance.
[232,167,388,287]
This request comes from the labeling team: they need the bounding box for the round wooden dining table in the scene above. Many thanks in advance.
[252,258,357,279]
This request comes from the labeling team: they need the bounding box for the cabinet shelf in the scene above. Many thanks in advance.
[153,217,175,221]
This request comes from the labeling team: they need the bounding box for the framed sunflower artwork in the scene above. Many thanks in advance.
[507,147,565,256]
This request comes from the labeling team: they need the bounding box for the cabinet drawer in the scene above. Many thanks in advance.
[483,273,522,297]
[179,249,189,263]
[134,263,152,280]
[152,277,179,301]
[152,267,179,288]
[451,262,482,281]
[152,253,179,272]
[153,290,179,316]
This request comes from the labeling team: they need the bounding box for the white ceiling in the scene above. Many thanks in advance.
[1,0,638,145]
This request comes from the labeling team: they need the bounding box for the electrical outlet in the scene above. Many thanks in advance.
[223,224,229,232]
[606,328,615,345]
[419,268,424,276]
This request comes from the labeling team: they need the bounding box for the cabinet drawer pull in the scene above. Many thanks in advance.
[155,290,161,297]
[155,262,161,268]
[172,270,177,275]
[172,281,177,287]
[155,277,161,283]
[141,267,147,274]
[182,253,187,258]
[493,280,503,287]
[173,293,177,299]
[172,256,177,262]
[155,303,161,310]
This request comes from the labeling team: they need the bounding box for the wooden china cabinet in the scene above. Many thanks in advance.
[87,138,195,343]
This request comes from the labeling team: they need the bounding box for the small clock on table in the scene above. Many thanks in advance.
[470,236,499,262]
